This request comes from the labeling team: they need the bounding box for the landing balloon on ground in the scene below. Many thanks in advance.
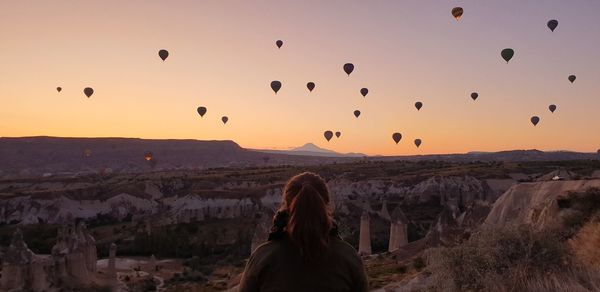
[197,107,207,117]
[324,131,333,142]
[158,49,169,61]
[501,48,514,63]
[415,102,423,111]
[451,7,463,21]
[83,87,94,98]
[531,116,540,126]
[271,81,282,94]
[547,20,558,32]
[307,82,315,92]
[392,133,402,144]
[343,63,354,76]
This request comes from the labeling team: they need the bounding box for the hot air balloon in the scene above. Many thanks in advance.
[501,48,514,63]
[276,40,283,49]
[547,20,558,32]
[324,131,333,141]
[471,92,479,101]
[343,63,354,76]
[392,133,402,144]
[354,110,361,118]
[415,102,423,111]
[307,82,315,92]
[531,116,540,126]
[144,152,153,161]
[568,75,576,83]
[222,116,229,124]
[360,88,368,97]
[158,49,169,61]
[56,87,62,93]
[549,104,557,113]
[83,87,94,98]
[271,81,282,94]
[197,107,207,117]
[83,149,92,158]
[451,7,464,21]
[335,131,341,138]
[414,139,422,148]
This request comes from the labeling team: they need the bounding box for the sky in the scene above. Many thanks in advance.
[1,1,600,156]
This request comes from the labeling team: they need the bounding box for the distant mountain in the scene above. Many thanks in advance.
[259,143,366,158]
[378,149,599,162]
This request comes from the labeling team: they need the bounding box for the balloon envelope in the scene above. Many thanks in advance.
[451,7,463,21]
[415,102,423,110]
[197,107,207,117]
[471,92,479,101]
[547,19,558,32]
[549,104,557,113]
[360,88,368,97]
[324,131,333,141]
[83,87,94,98]
[158,49,169,61]
[271,81,282,94]
[144,152,153,161]
[354,110,361,118]
[56,87,62,92]
[307,82,315,92]
[343,63,354,76]
[392,133,402,144]
[222,116,229,124]
[531,116,540,126]
[335,131,341,138]
[568,75,576,83]
[414,139,422,148]
[501,48,514,63]
[276,40,283,49]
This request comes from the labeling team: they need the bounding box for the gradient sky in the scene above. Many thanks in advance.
[1,1,600,156]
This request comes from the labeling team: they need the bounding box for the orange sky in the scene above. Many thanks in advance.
[1,1,600,156]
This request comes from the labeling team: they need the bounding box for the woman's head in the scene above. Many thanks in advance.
[280,172,333,261]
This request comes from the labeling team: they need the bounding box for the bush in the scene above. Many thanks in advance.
[413,257,426,271]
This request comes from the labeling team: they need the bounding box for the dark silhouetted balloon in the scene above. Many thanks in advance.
[271,81,282,94]
[197,107,207,117]
[501,48,514,63]
[451,7,463,21]
[324,131,333,141]
[414,139,422,148]
[354,110,361,118]
[549,104,557,113]
[276,40,283,49]
[471,92,479,101]
[531,116,540,126]
[547,20,558,32]
[343,63,354,76]
[222,116,228,124]
[56,87,62,93]
[307,82,315,92]
[83,87,94,98]
[568,75,576,83]
[335,131,341,138]
[158,49,169,61]
[360,88,368,97]
[144,152,153,161]
[392,133,402,144]
[415,102,423,111]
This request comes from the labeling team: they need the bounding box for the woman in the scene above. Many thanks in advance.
[239,172,369,292]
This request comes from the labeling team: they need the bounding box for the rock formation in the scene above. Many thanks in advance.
[358,210,372,256]
[388,206,409,252]
[108,242,117,279]
[1,229,50,292]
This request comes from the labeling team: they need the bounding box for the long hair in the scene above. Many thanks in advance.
[280,172,333,262]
